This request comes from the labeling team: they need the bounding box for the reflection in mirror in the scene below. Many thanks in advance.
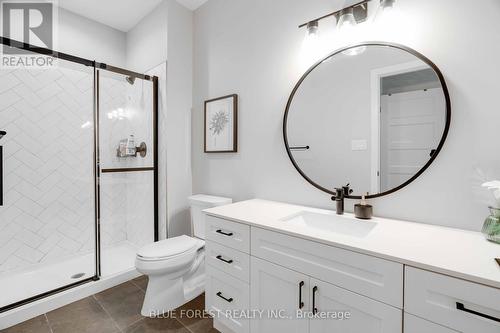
[285,44,449,198]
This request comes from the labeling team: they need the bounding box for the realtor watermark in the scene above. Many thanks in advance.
[1,0,57,68]
[149,309,352,321]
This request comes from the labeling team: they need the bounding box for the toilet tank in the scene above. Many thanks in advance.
[188,194,232,239]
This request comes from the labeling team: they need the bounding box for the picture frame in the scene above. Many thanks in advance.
[204,94,238,153]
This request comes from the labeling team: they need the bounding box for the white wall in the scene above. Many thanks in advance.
[57,8,126,66]
[165,0,194,237]
[125,2,168,73]
[192,0,500,231]
[126,0,194,238]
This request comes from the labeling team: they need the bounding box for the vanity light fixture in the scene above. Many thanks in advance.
[299,0,399,56]
[298,1,370,58]
[298,0,370,32]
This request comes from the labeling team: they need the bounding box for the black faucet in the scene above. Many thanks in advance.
[331,184,353,215]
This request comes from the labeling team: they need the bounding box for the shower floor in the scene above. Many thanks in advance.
[0,242,138,309]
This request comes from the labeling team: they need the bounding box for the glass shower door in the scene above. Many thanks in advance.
[0,54,97,310]
[97,69,157,278]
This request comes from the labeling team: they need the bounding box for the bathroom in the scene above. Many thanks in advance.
[0,0,499,332]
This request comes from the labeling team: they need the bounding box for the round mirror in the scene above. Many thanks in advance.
[284,42,450,198]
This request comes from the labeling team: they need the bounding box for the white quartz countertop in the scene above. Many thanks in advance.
[204,199,500,289]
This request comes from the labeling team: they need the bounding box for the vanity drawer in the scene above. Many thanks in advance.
[404,313,458,333]
[205,215,250,253]
[205,265,249,333]
[251,227,403,308]
[206,240,250,283]
[405,267,500,333]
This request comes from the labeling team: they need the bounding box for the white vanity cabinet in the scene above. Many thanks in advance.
[205,216,404,333]
[203,200,500,333]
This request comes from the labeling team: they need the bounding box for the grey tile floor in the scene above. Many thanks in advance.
[2,276,219,333]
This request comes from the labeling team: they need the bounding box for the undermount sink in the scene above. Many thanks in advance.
[280,211,377,237]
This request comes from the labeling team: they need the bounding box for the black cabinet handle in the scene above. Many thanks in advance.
[312,286,318,315]
[216,255,233,264]
[298,281,304,309]
[216,229,233,237]
[456,302,500,323]
[216,291,233,303]
[0,146,3,206]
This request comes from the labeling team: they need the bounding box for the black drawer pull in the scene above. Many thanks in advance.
[312,286,318,315]
[298,281,304,309]
[216,229,233,237]
[216,255,233,264]
[216,292,233,303]
[456,302,500,323]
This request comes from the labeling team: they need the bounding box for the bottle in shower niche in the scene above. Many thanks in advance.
[118,139,128,157]
[126,135,136,156]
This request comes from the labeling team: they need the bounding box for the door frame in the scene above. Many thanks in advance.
[369,60,428,194]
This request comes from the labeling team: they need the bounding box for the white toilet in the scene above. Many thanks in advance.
[135,194,232,317]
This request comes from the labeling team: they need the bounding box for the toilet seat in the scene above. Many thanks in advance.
[137,235,200,261]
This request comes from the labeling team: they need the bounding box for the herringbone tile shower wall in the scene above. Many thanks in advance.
[0,65,96,273]
[0,65,154,275]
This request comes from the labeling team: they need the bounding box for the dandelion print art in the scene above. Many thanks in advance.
[205,94,237,152]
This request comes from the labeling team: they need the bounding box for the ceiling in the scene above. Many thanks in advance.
[58,0,162,32]
[176,0,209,10]
[58,0,209,32]
[382,69,440,95]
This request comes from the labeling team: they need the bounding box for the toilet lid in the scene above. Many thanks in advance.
[137,235,198,260]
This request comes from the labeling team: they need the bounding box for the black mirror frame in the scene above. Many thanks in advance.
[283,42,451,199]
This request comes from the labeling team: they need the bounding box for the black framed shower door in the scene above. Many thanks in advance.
[0,37,159,313]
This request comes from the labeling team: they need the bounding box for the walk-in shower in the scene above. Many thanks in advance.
[0,37,159,313]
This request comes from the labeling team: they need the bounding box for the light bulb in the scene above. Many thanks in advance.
[300,21,323,67]
[336,8,366,56]
[375,0,397,22]
[306,20,319,38]
[337,8,357,31]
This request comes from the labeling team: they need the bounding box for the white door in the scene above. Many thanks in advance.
[404,313,459,333]
[309,278,402,333]
[250,257,310,333]
[380,88,445,191]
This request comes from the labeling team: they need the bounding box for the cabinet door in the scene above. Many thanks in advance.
[309,278,402,333]
[250,257,310,333]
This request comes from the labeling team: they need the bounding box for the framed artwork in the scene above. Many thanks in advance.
[204,94,238,153]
